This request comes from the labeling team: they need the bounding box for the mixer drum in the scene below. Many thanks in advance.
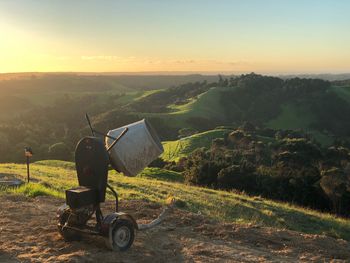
[106,119,164,176]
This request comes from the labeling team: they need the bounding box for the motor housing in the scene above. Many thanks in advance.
[66,186,98,209]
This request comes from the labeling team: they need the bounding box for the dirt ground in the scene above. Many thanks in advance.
[0,194,349,262]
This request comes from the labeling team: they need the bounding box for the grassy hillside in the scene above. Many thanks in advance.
[267,104,313,130]
[0,73,219,120]
[167,87,229,119]
[133,87,232,135]
[333,85,350,103]
[0,73,220,106]
[136,81,349,145]
[162,128,230,161]
[267,104,333,145]
[132,87,221,125]
[1,160,350,241]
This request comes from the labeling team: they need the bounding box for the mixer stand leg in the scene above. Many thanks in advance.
[95,205,103,229]
[107,183,119,212]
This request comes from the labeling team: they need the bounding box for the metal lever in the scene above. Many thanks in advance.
[85,113,123,141]
[85,113,95,136]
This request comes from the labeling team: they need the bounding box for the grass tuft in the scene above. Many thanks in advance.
[8,182,63,198]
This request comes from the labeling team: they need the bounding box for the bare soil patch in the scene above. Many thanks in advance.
[0,194,349,262]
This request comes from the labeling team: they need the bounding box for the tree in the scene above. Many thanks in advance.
[183,148,222,186]
[320,168,348,213]
[48,142,71,161]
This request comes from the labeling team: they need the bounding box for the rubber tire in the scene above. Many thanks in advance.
[110,219,135,251]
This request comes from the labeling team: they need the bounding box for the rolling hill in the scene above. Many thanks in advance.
[167,87,230,119]
[124,75,350,145]
[1,73,350,163]
[0,73,220,120]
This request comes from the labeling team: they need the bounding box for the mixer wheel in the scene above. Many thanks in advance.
[106,219,135,251]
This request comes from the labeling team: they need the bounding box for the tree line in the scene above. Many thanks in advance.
[156,124,350,216]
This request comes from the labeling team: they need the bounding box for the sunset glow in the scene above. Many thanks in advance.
[0,0,349,73]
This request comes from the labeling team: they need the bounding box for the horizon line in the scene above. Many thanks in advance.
[1,70,350,76]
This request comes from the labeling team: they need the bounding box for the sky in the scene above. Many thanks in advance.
[0,0,349,74]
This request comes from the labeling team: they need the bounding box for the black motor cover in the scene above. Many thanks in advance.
[66,186,98,209]
[75,136,109,202]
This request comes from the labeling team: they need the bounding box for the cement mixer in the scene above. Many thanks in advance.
[56,114,170,251]
[106,119,163,176]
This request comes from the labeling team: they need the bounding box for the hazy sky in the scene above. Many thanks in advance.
[0,0,349,73]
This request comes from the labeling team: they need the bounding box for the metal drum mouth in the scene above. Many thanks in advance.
[143,119,164,152]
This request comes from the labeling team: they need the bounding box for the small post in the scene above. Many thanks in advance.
[24,147,33,183]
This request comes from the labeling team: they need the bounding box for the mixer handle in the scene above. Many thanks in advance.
[85,113,122,140]
[85,113,95,136]
[85,113,128,151]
